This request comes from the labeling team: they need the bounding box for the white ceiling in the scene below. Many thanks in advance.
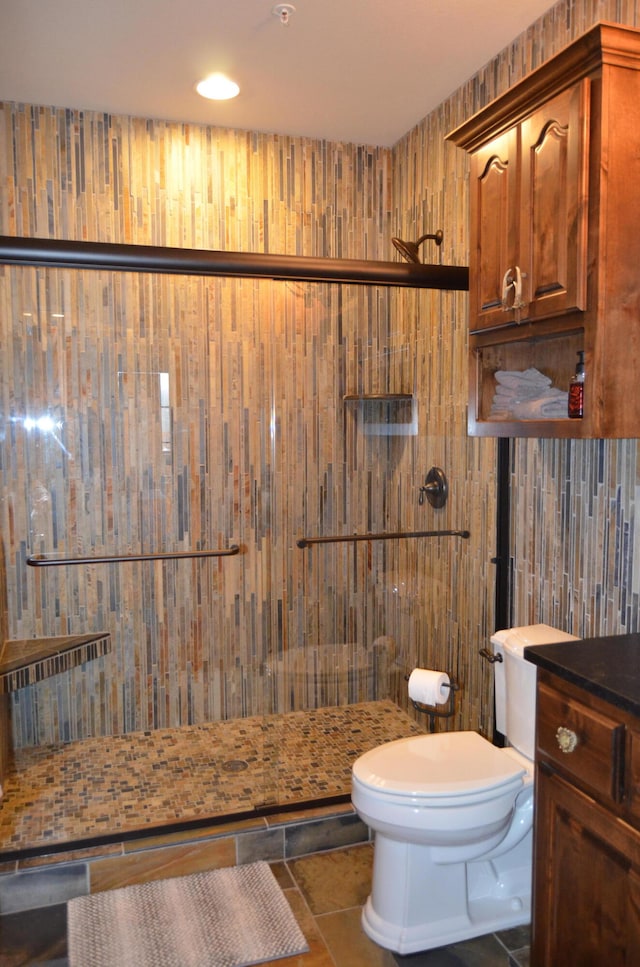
[1,0,556,146]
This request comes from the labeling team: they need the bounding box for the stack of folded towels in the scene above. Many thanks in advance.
[489,368,568,420]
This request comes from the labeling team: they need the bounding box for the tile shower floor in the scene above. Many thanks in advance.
[0,700,531,965]
[1,843,531,966]
[0,700,424,855]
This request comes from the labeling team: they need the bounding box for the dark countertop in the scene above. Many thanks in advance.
[524,633,640,718]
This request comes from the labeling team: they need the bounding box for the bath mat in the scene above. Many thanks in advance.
[67,860,309,967]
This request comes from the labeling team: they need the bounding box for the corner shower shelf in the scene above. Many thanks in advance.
[0,632,111,694]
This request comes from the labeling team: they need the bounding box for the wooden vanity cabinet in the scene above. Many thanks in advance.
[447,23,640,438]
[531,670,640,965]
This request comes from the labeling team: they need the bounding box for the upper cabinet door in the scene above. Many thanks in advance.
[469,127,519,332]
[468,80,590,334]
[519,80,590,324]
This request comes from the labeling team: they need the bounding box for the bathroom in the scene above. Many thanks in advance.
[1,0,640,960]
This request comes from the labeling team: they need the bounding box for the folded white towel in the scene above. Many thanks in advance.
[495,368,552,389]
[490,371,569,419]
[512,393,569,419]
[493,384,553,403]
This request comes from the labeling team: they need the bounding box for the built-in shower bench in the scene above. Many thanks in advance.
[0,631,111,694]
[0,631,111,787]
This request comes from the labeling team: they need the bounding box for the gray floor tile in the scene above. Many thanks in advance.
[392,932,512,965]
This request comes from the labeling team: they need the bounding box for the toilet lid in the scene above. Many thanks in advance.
[353,731,525,798]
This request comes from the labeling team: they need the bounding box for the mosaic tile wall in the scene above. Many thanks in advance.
[0,103,493,748]
[2,0,639,754]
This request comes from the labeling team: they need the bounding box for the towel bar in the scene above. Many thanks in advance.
[297,529,470,548]
[26,546,240,566]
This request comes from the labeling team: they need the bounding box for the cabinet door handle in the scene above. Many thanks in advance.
[501,268,514,310]
[512,265,527,310]
[501,266,528,313]
[556,726,578,754]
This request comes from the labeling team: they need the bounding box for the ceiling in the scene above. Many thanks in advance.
[1,0,556,146]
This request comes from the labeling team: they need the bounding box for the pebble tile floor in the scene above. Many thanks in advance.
[0,843,531,965]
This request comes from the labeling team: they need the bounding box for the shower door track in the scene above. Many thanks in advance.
[0,235,469,290]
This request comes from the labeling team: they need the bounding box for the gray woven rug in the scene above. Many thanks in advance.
[67,860,309,967]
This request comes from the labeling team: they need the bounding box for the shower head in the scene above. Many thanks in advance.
[392,230,444,263]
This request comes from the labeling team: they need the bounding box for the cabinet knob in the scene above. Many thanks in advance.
[556,726,578,754]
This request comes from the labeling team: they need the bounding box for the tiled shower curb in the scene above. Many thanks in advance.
[0,802,370,915]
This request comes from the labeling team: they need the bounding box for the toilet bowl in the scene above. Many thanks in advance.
[352,731,533,952]
[351,623,579,955]
[352,732,529,853]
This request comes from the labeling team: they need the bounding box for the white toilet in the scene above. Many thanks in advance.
[351,623,579,954]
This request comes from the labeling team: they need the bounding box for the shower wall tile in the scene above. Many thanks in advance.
[2,106,444,747]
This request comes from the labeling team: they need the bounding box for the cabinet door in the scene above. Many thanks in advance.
[519,80,590,323]
[532,767,640,966]
[469,126,519,332]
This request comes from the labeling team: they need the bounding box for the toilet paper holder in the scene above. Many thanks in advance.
[405,674,459,732]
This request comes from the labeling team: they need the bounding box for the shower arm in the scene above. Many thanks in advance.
[416,231,444,247]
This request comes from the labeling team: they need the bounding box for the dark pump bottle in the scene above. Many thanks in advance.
[568,350,585,419]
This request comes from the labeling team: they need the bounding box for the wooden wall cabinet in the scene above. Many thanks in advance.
[468,81,589,335]
[531,670,640,965]
[448,23,640,438]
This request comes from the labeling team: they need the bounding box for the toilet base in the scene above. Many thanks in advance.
[362,832,532,955]
[362,890,530,955]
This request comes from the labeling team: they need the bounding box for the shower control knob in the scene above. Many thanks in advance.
[555,726,578,754]
[419,467,448,508]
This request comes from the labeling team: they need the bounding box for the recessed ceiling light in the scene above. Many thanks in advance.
[196,73,240,101]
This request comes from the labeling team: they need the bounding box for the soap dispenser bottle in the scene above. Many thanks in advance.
[568,350,585,419]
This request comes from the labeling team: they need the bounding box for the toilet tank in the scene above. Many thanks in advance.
[490,624,580,760]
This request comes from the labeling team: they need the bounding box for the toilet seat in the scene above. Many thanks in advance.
[353,731,526,800]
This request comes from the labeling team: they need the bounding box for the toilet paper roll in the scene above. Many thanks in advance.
[408,668,450,707]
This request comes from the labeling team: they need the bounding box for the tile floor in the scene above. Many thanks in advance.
[0,700,423,855]
[0,842,531,966]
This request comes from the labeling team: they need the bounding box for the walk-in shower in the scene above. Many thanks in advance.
[0,235,481,857]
